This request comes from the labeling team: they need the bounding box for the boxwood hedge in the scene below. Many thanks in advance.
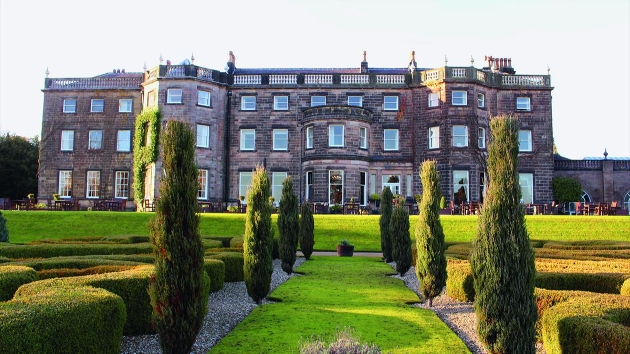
[204,259,226,293]
[0,265,38,301]
[0,243,153,259]
[207,252,244,282]
[0,285,125,354]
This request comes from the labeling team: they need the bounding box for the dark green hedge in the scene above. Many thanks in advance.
[0,243,153,258]
[204,259,226,293]
[203,239,224,249]
[0,285,125,354]
[542,294,630,354]
[16,265,154,335]
[207,252,244,282]
[206,236,236,247]
[9,257,142,271]
[37,265,138,280]
[229,236,244,248]
[446,261,474,302]
[0,265,38,301]
[0,256,11,264]
[536,272,628,294]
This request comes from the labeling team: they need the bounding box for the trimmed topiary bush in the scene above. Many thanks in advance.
[207,252,245,282]
[299,201,315,260]
[9,256,142,271]
[415,159,447,307]
[0,210,8,243]
[390,197,412,276]
[229,236,244,248]
[0,265,38,301]
[470,115,537,353]
[536,272,628,294]
[446,261,474,302]
[36,265,138,280]
[203,259,226,293]
[0,243,153,258]
[148,121,209,353]
[243,165,274,304]
[202,239,224,249]
[278,176,299,274]
[1,285,126,353]
[379,187,394,263]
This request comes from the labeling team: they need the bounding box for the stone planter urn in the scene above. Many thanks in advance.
[336,240,354,257]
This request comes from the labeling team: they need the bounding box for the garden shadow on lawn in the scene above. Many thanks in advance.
[209,256,470,354]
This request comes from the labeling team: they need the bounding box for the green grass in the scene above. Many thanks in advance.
[3,212,629,250]
[209,256,470,353]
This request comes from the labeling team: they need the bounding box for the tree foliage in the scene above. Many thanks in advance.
[0,134,39,199]
[243,165,273,304]
[551,176,582,203]
[133,108,161,208]
[415,160,447,307]
[0,211,8,243]
[278,177,299,274]
[148,121,209,354]
[299,202,315,260]
[470,115,537,354]
[379,187,394,262]
[390,197,412,276]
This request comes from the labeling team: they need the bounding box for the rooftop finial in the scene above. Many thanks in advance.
[226,51,236,74]
[547,64,550,75]
[143,61,147,71]
[408,51,417,73]
[45,67,49,78]
[159,53,163,64]
[191,52,195,64]
[444,55,448,66]
[604,148,608,160]
[362,50,367,62]
[470,55,474,66]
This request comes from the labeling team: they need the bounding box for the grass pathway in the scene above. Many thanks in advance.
[209,256,470,353]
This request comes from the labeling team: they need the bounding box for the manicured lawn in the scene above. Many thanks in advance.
[209,256,470,353]
[3,212,629,249]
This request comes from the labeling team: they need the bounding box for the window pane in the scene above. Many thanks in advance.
[452,126,468,147]
[167,89,182,104]
[429,127,439,149]
[89,130,103,150]
[348,96,362,107]
[384,129,399,150]
[273,129,288,150]
[61,130,74,151]
[519,173,533,204]
[86,171,100,198]
[241,129,255,150]
[91,99,104,112]
[115,171,129,199]
[383,96,398,110]
[329,125,344,147]
[119,99,132,112]
[453,171,469,204]
[274,96,288,110]
[117,130,131,151]
[382,175,400,195]
[198,91,211,106]
[272,172,287,203]
[359,127,367,149]
[241,96,256,110]
[311,96,326,107]
[478,127,486,148]
[517,97,531,111]
[477,93,485,108]
[329,170,343,204]
[306,127,314,149]
[239,172,253,202]
[197,125,210,148]
[452,91,467,106]
[198,170,208,199]
[428,93,439,107]
[519,130,532,151]
[59,171,73,197]
[63,99,76,113]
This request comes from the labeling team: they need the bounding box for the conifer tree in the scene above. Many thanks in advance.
[278,177,299,274]
[470,115,537,353]
[415,160,447,307]
[390,196,412,276]
[299,201,315,260]
[379,187,394,262]
[243,165,273,304]
[148,121,209,354]
[0,211,8,243]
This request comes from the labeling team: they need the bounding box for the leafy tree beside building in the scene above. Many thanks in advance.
[0,134,39,199]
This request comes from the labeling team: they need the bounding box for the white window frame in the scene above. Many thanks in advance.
[240,129,256,151]
[273,96,289,110]
[239,172,253,203]
[63,99,76,113]
[359,127,368,149]
[382,175,401,195]
[91,99,104,113]
[452,91,467,106]
[453,170,469,204]
[273,129,288,151]
[198,169,208,200]
[452,125,468,147]
[360,172,367,206]
[348,96,363,107]
[429,127,440,149]
[477,93,485,108]
[86,171,101,199]
[272,172,288,204]
[329,170,344,205]
[115,171,129,199]
[428,92,439,107]
[197,124,210,148]
[383,129,399,151]
[383,96,399,111]
[198,90,211,107]
[59,170,73,198]
[329,125,344,147]
[517,97,531,111]
[478,127,486,149]
[306,126,314,149]
[519,130,532,152]
[241,96,256,110]
[305,171,313,201]
[167,89,183,104]
[61,130,74,151]
[311,96,326,107]
[118,98,132,113]
[88,130,103,150]
[117,130,131,152]
[519,173,534,204]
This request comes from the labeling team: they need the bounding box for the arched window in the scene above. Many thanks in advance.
[581,190,592,203]
[624,190,630,213]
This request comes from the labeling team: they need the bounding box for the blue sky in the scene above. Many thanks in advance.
[1,0,628,159]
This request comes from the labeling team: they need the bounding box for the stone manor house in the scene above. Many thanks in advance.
[36,51,630,212]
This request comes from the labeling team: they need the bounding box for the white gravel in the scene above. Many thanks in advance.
[121,258,544,354]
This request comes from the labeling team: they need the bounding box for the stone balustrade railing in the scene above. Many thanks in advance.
[376,74,405,84]
[421,67,550,88]
[45,77,143,89]
[305,74,333,84]
[341,75,369,84]
[269,74,297,84]
[234,75,262,85]
[554,160,603,170]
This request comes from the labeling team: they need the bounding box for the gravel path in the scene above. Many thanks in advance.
[121,258,544,354]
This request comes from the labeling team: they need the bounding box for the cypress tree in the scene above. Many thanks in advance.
[0,211,8,243]
[470,115,537,354]
[243,165,273,304]
[390,197,412,276]
[299,201,315,260]
[148,121,209,354]
[415,160,447,307]
[379,187,394,262]
[278,176,299,274]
